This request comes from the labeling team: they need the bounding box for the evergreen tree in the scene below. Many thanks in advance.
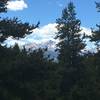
[68,53,99,100]
[0,0,9,42]
[0,17,39,42]
[68,2,100,100]
[91,2,100,49]
[56,2,85,64]
[55,2,85,98]
[0,46,60,100]
[0,1,40,42]
[0,0,9,13]
[91,24,100,50]
[95,2,100,12]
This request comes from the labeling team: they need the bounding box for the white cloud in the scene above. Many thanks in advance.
[4,23,93,51]
[2,23,95,60]
[4,23,58,47]
[24,23,58,43]
[32,23,58,37]
[81,27,92,35]
[7,0,28,11]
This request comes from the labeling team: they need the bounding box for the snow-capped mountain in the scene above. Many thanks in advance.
[3,23,96,59]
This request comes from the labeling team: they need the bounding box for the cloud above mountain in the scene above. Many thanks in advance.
[4,23,58,47]
[4,23,93,51]
[3,23,95,60]
[24,23,92,44]
[81,27,92,35]
[7,0,28,11]
[25,23,58,43]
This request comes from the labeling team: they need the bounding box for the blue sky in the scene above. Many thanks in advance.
[1,0,100,28]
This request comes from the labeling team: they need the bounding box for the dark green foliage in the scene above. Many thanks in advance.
[0,0,10,13]
[0,17,39,42]
[91,2,100,49]
[0,0,39,42]
[91,24,100,49]
[95,2,100,12]
[68,2,100,100]
[68,53,98,100]
[56,2,85,63]
[0,44,60,100]
[55,2,86,99]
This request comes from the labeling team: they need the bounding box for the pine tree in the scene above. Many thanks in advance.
[55,2,85,98]
[0,0,10,42]
[0,0,40,42]
[95,2,100,12]
[68,2,100,100]
[91,1,100,50]
[56,2,85,65]
[91,24,100,50]
[0,0,9,13]
[91,2,100,45]
[0,17,38,42]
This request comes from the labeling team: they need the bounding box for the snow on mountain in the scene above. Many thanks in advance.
[3,23,95,59]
